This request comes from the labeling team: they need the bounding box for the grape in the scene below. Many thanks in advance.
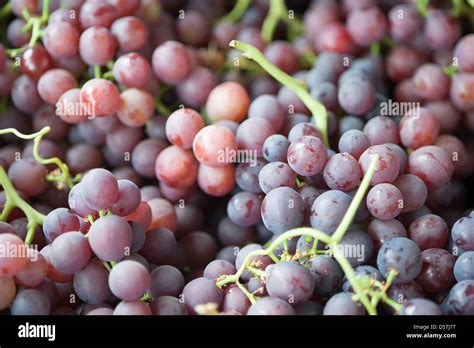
[316,23,356,55]
[227,192,261,227]
[266,261,315,305]
[147,198,177,232]
[87,307,114,315]
[452,215,474,251]
[206,82,250,123]
[14,249,47,288]
[11,75,43,113]
[11,289,51,315]
[338,78,376,116]
[262,135,290,163]
[235,160,266,194]
[0,277,16,310]
[433,135,467,172]
[450,73,474,112]
[309,81,338,112]
[258,162,296,194]
[363,116,399,146]
[50,232,91,274]
[367,219,407,252]
[388,4,421,42]
[311,255,343,297]
[339,230,374,267]
[88,215,133,262]
[150,296,188,315]
[176,67,217,108]
[154,146,198,190]
[408,214,448,251]
[80,78,121,117]
[223,285,251,315]
[37,68,77,106]
[106,124,144,156]
[193,125,237,168]
[20,45,53,80]
[454,34,474,73]
[407,146,454,190]
[416,248,455,292]
[66,144,103,175]
[236,118,275,158]
[79,26,117,66]
[399,299,442,315]
[113,53,152,89]
[43,22,80,59]
[323,293,365,315]
[152,41,191,84]
[80,168,118,210]
[377,237,422,284]
[310,190,352,235]
[166,108,205,149]
[56,88,89,124]
[111,180,141,217]
[116,88,154,128]
[413,64,450,101]
[386,46,424,82]
[247,297,296,315]
[73,260,111,305]
[424,10,460,50]
[346,7,387,47]
[203,260,236,280]
[217,217,256,247]
[366,184,403,220]
[287,136,327,176]
[180,232,217,268]
[338,130,370,160]
[108,260,150,301]
[182,277,223,315]
[212,21,238,49]
[176,10,210,47]
[342,265,383,293]
[279,87,310,116]
[130,139,166,178]
[288,123,322,143]
[261,187,304,235]
[392,174,427,213]
[150,265,184,298]
[114,301,152,315]
[111,16,148,53]
[8,158,48,196]
[323,152,361,192]
[140,227,177,265]
[442,280,474,315]
[264,41,299,75]
[79,1,116,28]
[248,95,285,132]
[359,145,400,185]
[197,164,235,197]
[454,251,474,282]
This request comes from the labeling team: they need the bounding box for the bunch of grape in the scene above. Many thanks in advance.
[0,0,473,317]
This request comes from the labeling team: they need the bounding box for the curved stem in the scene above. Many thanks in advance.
[0,166,45,245]
[219,0,251,23]
[230,40,329,147]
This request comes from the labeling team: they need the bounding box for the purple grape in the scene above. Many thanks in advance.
[367,184,403,220]
[367,219,407,252]
[150,296,188,315]
[150,265,184,298]
[73,260,111,305]
[247,297,296,315]
[11,289,51,315]
[262,134,290,163]
[227,192,262,227]
[43,208,81,243]
[310,190,352,235]
[258,162,296,194]
[261,187,305,235]
[203,259,236,280]
[287,136,327,176]
[108,260,151,301]
[311,255,343,297]
[416,248,455,292]
[323,152,361,192]
[400,298,442,315]
[454,251,474,282]
[222,285,251,315]
[182,277,223,315]
[217,217,256,247]
[50,232,91,274]
[377,237,422,284]
[323,292,365,315]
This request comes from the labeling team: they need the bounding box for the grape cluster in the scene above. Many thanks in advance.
[0,0,473,316]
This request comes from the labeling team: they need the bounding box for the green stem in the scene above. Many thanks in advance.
[331,154,378,243]
[261,0,284,43]
[230,40,329,147]
[0,166,45,245]
[219,0,251,23]
[102,261,112,272]
[370,42,381,57]
[416,0,430,17]
[94,65,102,79]
[0,127,77,188]
[0,2,11,19]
